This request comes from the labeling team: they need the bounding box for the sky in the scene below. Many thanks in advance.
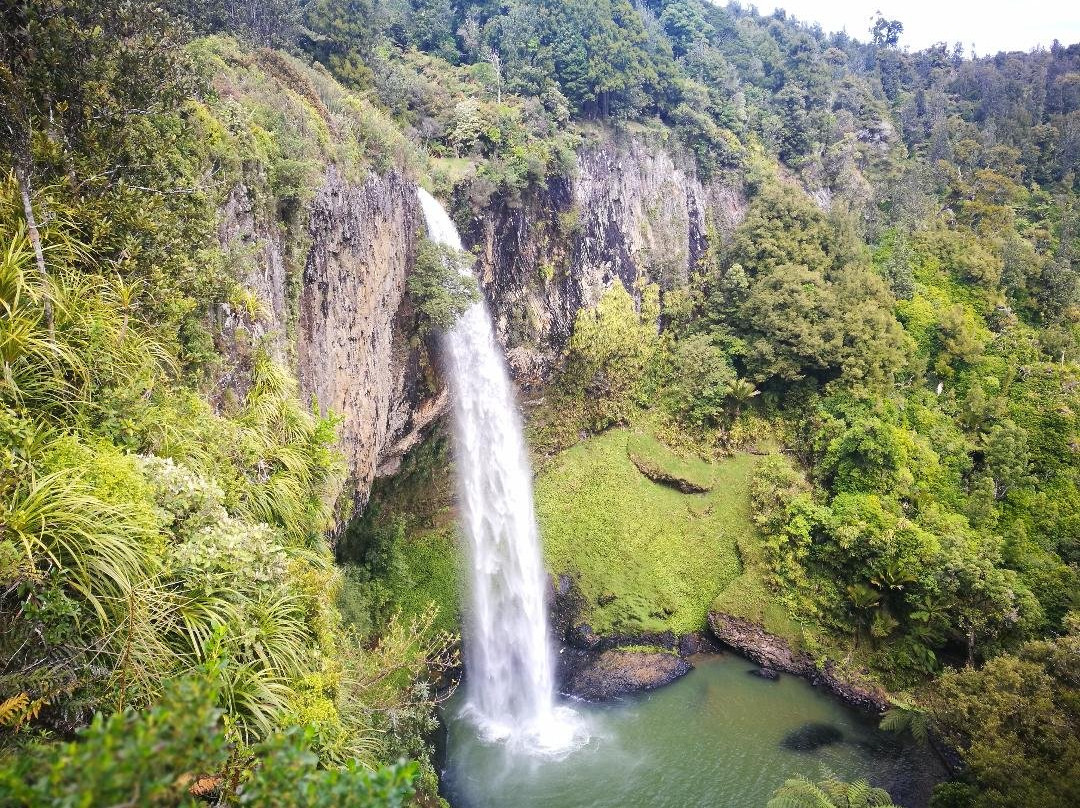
[760,1,1080,55]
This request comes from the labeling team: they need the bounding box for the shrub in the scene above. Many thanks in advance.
[407,239,479,335]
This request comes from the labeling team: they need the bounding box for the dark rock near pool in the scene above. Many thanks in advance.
[749,667,779,680]
[677,631,720,656]
[564,650,692,701]
[707,611,890,713]
[781,722,844,752]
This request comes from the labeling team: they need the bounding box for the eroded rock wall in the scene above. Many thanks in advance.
[216,166,436,504]
[467,131,746,380]
[297,167,430,501]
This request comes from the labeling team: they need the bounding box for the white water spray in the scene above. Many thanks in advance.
[416,188,582,754]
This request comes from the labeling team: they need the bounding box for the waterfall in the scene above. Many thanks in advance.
[416,188,581,753]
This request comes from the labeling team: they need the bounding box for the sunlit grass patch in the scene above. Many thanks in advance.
[534,428,758,635]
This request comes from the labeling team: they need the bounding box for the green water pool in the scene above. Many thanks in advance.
[441,654,943,807]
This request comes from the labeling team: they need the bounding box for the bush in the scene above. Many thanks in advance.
[0,674,418,808]
[408,239,480,335]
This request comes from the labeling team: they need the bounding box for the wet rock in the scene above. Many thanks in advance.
[781,722,844,752]
[748,667,779,680]
[557,574,573,597]
[677,632,719,656]
[548,574,587,642]
[570,622,601,650]
[564,650,692,701]
[707,612,890,713]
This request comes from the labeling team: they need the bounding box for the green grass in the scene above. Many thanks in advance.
[395,526,462,635]
[710,528,809,653]
[534,428,758,635]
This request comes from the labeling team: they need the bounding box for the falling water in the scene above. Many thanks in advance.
[416,188,582,753]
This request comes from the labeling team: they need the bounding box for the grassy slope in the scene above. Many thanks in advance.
[710,521,809,653]
[534,428,758,635]
[396,526,462,635]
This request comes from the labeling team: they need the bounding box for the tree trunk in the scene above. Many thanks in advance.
[14,159,54,336]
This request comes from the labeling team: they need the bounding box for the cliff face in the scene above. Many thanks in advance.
[216,167,437,504]
[297,167,435,501]
[217,132,745,503]
[466,132,746,381]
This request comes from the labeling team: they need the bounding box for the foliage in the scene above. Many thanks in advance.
[924,616,1080,808]
[768,771,896,808]
[0,673,418,807]
[563,281,660,431]
[408,239,480,335]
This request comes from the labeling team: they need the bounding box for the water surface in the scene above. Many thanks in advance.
[443,654,942,807]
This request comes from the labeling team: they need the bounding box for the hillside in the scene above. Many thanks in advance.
[1,1,1078,807]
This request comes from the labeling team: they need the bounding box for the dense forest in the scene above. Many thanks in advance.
[1,1,1077,806]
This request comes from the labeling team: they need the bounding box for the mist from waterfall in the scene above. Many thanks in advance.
[416,188,582,754]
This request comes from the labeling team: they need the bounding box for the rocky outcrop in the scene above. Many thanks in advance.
[628,451,711,494]
[216,166,443,507]
[467,132,746,381]
[708,611,890,713]
[565,649,691,701]
[550,574,704,701]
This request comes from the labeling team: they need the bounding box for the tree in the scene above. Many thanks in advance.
[303,0,382,87]
[566,281,659,430]
[0,674,419,807]
[870,15,903,49]
[0,0,205,339]
[725,377,760,421]
[666,333,736,429]
[925,618,1080,808]
[407,240,480,335]
[979,420,1035,501]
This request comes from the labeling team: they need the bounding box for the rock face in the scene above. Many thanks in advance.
[564,649,692,701]
[467,132,746,381]
[218,132,745,507]
[216,167,439,507]
[708,612,890,713]
[297,167,434,502]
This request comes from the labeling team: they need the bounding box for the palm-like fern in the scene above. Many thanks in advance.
[768,771,896,808]
[0,231,84,410]
[880,698,931,743]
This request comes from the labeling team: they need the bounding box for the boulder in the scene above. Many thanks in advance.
[748,667,779,680]
[564,650,692,701]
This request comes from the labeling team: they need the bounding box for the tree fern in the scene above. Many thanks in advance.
[768,772,897,808]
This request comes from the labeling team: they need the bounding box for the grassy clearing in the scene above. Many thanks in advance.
[534,427,759,635]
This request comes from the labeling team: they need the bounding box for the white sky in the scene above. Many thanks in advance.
[757,1,1080,54]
